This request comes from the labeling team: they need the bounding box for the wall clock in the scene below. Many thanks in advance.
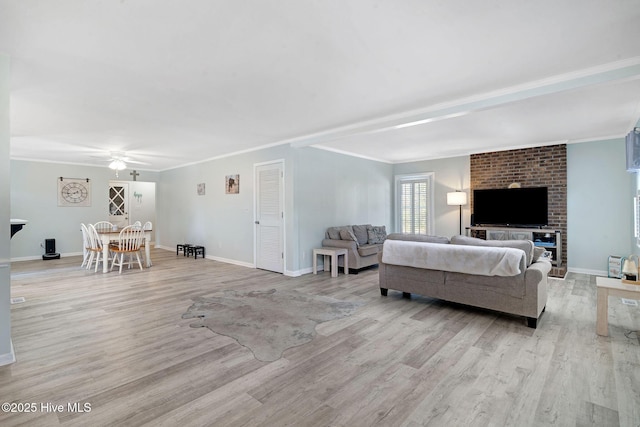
[58,177,91,207]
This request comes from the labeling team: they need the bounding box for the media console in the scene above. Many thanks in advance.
[466,226,562,267]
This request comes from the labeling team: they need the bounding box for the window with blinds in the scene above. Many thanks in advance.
[395,173,434,235]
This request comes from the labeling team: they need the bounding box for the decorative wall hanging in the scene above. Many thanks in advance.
[197,183,206,196]
[225,175,239,194]
[133,191,143,204]
[58,177,91,207]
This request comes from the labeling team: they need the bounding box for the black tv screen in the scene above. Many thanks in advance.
[473,187,548,227]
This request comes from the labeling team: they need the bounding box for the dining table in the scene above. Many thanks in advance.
[96,229,153,273]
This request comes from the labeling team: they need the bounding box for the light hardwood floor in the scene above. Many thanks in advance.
[1,249,639,426]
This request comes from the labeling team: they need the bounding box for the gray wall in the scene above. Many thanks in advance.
[391,144,634,275]
[10,160,159,259]
[293,147,393,271]
[393,156,471,237]
[156,144,295,270]
[8,136,635,277]
[1,54,12,363]
[156,145,393,275]
[9,144,394,276]
[567,138,635,274]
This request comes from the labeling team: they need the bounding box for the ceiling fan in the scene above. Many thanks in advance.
[92,151,150,177]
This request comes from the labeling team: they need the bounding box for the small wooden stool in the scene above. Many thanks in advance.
[176,244,192,256]
[187,245,205,259]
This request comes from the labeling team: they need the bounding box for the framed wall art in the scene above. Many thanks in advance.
[225,174,239,194]
[58,177,91,207]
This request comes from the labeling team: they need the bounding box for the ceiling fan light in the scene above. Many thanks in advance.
[108,159,126,170]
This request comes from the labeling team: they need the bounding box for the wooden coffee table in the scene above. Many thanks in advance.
[596,276,640,336]
[313,247,348,278]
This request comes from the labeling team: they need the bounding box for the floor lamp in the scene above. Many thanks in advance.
[447,191,467,235]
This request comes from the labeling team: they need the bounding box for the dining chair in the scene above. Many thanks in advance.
[93,221,114,233]
[93,220,118,245]
[109,225,145,273]
[132,220,142,228]
[139,221,152,264]
[86,224,108,272]
[80,223,90,268]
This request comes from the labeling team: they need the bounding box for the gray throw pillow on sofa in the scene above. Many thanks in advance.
[450,235,534,266]
[339,229,360,247]
[352,224,371,246]
[327,227,340,240]
[367,225,387,244]
[327,226,352,240]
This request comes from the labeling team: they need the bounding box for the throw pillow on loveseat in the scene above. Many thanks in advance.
[366,225,387,244]
[323,224,387,272]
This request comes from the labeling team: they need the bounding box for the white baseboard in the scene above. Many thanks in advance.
[567,267,608,277]
[155,245,255,269]
[11,255,42,262]
[153,245,317,276]
[11,251,84,262]
[285,266,315,277]
[207,255,254,269]
[0,340,16,367]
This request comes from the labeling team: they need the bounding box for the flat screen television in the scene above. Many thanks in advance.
[473,187,548,227]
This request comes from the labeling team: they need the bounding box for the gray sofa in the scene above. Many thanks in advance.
[322,224,387,272]
[379,234,551,327]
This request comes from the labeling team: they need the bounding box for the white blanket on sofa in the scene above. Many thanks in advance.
[382,240,524,277]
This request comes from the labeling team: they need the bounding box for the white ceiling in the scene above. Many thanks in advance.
[2,0,640,171]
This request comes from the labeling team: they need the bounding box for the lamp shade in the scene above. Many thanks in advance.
[447,191,467,206]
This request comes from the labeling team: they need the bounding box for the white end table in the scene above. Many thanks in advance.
[596,276,640,336]
[313,247,348,278]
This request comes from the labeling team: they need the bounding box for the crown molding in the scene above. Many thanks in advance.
[288,57,640,150]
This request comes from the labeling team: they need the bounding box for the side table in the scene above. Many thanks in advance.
[313,247,348,278]
[596,276,640,336]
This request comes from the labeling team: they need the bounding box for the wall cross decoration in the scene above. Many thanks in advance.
[130,170,139,181]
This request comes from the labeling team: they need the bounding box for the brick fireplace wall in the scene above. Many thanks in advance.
[470,144,567,277]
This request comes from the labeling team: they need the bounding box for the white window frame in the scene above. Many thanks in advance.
[395,172,435,235]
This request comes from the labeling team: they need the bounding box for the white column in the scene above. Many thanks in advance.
[0,54,14,365]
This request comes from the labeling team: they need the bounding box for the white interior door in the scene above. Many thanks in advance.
[109,182,129,228]
[255,161,284,273]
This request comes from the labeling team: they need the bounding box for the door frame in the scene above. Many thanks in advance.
[253,159,286,273]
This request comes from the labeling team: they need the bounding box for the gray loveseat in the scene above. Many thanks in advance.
[379,234,551,327]
[322,224,387,272]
